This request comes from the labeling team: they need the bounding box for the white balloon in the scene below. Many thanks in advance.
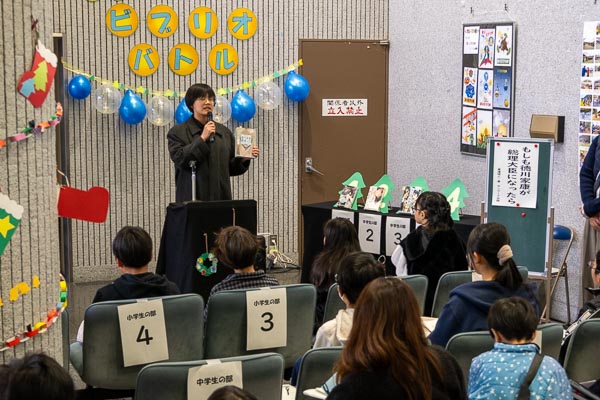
[92,83,122,114]
[213,95,232,123]
[255,81,283,110]
[148,96,174,127]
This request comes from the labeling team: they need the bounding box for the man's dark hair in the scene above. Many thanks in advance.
[488,297,538,341]
[337,252,385,304]
[3,353,74,400]
[208,386,258,400]
[213,226,259,270]
[112,226,153,268]
[185,83,216,111]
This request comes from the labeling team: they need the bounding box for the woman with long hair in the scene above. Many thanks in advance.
[328,277,466,400]
[428,222,539,347]
[391,191,468,314]
[310,218,361,326]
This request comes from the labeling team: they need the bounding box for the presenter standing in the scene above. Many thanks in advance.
[167,83,259,202]
[580,135,600,303]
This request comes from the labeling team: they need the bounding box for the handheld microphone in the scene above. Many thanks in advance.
[207,112,215,142]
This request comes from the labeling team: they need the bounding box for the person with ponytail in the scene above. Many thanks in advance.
[328,277,466,400]
[428,222,539,347]
[391,191,468,314]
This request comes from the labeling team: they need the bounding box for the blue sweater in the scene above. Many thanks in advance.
[468,343,572,399]
[428,280,539,347]
[580,135,600,217]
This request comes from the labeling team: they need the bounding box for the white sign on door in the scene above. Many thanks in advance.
[117,299,169,367]
[385,216,411,256]
[322,98,368,116]
[187,361,243,399]
[358,213,382,254]
[246,287,287,351]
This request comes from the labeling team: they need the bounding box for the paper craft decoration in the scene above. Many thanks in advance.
[441,178,470,221]
[364,174,395,213]
[196,252,218,276]
[409,176,430,192]
[0,194,24,257]
[398,186,423,214]
[17,41,57,108]
[234,127,256,158]
[334,172,366,211]
[57,186,110,223]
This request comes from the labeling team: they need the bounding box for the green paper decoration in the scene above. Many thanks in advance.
[408,176,430,192]
[0,194,24,257]
[441,178,470,221]
[334,172,366,211]
[195,252,218,277]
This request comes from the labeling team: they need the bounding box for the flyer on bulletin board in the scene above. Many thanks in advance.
[578,21,600,169]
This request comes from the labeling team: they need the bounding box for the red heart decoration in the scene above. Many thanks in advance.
[57,186,110,223]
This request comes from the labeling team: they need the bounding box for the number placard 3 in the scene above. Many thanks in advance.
[358,213,382,254]
[245,287,287,351]
[385,216,411,256]
[117,299,169,367]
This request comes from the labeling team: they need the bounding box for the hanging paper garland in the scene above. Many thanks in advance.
[0,275,68,352]
[0,103,63,150]
[196,233,218,277]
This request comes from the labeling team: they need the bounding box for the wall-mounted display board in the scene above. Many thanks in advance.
[461,23,516,156]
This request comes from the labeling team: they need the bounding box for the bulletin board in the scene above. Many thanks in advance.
[461,23,516,156]
[485,138,553,275]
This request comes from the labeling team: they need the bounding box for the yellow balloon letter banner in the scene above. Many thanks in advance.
[105,5,258,76]
[106,3,138,37]
[147,5,178,38]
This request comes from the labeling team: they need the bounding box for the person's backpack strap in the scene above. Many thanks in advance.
[517,352,544,400]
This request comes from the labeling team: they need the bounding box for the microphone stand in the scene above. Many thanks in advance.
[189,160,197,201]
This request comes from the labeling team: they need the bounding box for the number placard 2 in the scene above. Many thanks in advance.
[117,299,169,367]
[385,216,411,256]
[358,213,382,254]
[245,287,287,351]
[187,361,243,399]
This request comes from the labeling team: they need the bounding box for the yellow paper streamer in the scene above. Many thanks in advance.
[61,58,304,99]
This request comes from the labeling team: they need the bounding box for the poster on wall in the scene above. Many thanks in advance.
[579,21,600,168]
[461,23,516,156]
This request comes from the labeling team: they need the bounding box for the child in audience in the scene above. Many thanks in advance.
[77,226,180,341]
[328,277,466,400]
[310,218,361,327]
[0,353,75,400]
[429,222,539,347]
[468,297,572,399]
[391,191,468,314]
[313,251,385,348]
[207,226,279,301]
[207,385,258,400]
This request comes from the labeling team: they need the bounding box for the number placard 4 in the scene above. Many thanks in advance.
[117,299,169,367]
[358,213,382,254]
[385,216,411,256]
[245,287,287,351]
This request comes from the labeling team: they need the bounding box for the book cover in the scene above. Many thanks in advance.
[336,185,358,209]
[398,186,423,214]
[234,127,256,158]
[364,185,385,212]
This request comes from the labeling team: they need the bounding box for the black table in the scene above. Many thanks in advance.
[156,200,257,302]
[301,201,480,283]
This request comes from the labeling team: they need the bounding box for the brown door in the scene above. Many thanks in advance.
[299,39,389,255]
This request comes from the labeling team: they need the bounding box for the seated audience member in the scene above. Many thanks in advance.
[313,251,385,348]
[207,226,279,302]
[328,277,466,400]
[429,222,539,347]
[580,249,600,316]
[391,191,468,314]
[0,353,75,400]
[77,226,180,341]
[468,297,572,399]
[310,218,361,328]
[208,385,258,400]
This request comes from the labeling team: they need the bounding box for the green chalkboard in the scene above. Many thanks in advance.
[486,138,553,274]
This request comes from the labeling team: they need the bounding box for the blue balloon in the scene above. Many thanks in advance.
[175,98,193,124]
[231,90,256,123]
[68,75,92,100]
[284,71,310,102]
[119,90,147,125]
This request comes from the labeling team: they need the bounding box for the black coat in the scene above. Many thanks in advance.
[167,118,250,202]
[401,226,468,314]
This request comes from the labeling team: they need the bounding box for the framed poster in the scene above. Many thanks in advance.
[461,23,516,156]
[579,21,600,168]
